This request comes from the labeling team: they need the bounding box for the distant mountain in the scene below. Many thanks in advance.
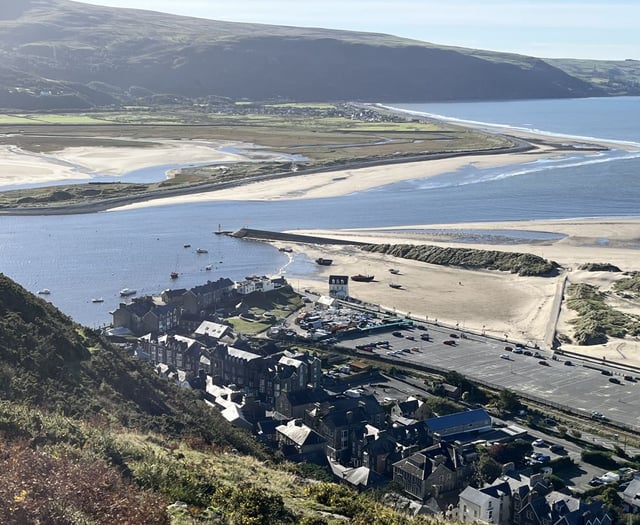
[0,0,635,110]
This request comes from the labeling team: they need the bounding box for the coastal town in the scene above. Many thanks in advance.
[106,271,640,521]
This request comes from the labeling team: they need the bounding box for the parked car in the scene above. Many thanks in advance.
[538,360,550,366]
[420,334,430,341]
[533,351,542,358]
[416,325,427,331]
[624,375,635,382]
[512,347,523,354]
[500,354,511,360]
[564,360,573,366]
[609,377,621,384]
[524,350,533,356]
[392,331,403,337]
[504,346,513,352]
[449,333,459,339]
[550,444,565,454]
[443,340,456,346]
[601,369,612,376]
[533,438,546,447]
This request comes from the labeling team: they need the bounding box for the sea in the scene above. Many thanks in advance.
[1,96,639,327]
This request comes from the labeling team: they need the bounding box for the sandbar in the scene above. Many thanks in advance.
[0,139,251,188]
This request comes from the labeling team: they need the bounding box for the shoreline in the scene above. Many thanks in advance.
[0,110,631,215]
[274,217,640,368]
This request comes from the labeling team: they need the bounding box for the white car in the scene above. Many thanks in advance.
[533,438,546,447]
[499,354,511,360]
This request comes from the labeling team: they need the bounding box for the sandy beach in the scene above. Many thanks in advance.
[0,139,252,188]
[112,142,574,211]
[276,217,640,368]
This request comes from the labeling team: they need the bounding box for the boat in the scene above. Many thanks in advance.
[389,268,400,275]
[119,288,137,297]
[315,258,333,266]
[389,283,402,289]
[279,247,293,253]
[351,274,374,282]
[170,271,179,279]
[91,297,104,303]
[205,265,212,271]
[183,244,191,248]
[196,248,208,254]
[37,289,51,295]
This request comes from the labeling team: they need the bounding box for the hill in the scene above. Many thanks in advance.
[0,0,621,110]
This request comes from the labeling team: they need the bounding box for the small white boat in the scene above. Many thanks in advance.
[37,289,51,295]
[205,265,212,271]
[196,248,208,254]
[119,288,137,297]
[92,297,104,303]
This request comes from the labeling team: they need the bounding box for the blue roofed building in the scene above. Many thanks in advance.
[425,408,492,442]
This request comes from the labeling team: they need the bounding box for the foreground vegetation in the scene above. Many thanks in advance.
[360,243,559,276]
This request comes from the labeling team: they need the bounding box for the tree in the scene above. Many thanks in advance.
[496,389,521,413]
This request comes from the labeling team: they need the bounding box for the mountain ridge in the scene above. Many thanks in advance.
[1,0,629,110]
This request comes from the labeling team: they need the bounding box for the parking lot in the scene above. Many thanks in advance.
[337,322,640,431]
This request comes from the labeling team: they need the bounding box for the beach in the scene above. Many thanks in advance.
[276,218,640,368]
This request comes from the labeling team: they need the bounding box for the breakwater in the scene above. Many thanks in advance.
[230,228,365,245]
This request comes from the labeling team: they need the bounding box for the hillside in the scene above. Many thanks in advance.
[0,0,617,110]
[0,273,451,524]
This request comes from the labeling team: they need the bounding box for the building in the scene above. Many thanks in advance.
[112,297,181,336]
[275,419,327,461]
[392,443,470,500]
[194,320,232,342]
[139,333,206,376]
[623,478,640,513]
[328,275,349,298]
[182,278,235,315]
[235,275,283,295]
[425,408,492,442]
[458,481,512,525]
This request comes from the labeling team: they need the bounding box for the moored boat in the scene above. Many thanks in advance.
[92,297,104,303]
[119,288,137,297]
[316,258,333,266]
[37,288,51,295]
[389,283,402,289]
[389,268,400,275]
[351,274,374,282]
[196,248,208,254]
[170,271,179,279]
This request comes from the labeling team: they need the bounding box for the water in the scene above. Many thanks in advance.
[1,97,639,326]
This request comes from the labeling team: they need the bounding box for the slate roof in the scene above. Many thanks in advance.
[393,452,430,480]
[623,478,640,507]
[276,422,326,447]
[191,278,234,295]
